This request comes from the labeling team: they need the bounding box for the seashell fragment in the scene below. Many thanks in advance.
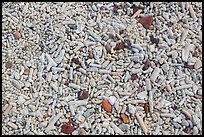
[189,4,197,21]
[182,43,190,62]
[12,79,22,89]
[110,122,124,135]
[108,96,117,105]
[135,113,148,134]
[150,67,160,82]
[128,104,136,114]
[145,79,151,91]
[137,91,147,100]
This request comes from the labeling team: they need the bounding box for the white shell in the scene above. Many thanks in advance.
[17,96,26,105]
[128,104,136,114]
[137,91,147,100]
[108,96,117,105]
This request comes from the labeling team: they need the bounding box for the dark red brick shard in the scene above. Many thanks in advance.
[144,103,149,114]
[131,74,138,81]
[61,124,75,134]
[78,90,89,100]
[72,58,80,64]
[139,16,153,29]
[114,42,125,50]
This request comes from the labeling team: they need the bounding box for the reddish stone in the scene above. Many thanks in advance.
[132,5,140,14]
[105,44,112,53]
[131,74,138,81]
[114,42,125,50]
[193,47,201,57]
[143,59,151,71]
[13,31,21,39]
[61,124,75,134]
[78,90,89,100]
[144,103,149,114]
[150,35,159,45]
[5,61,13,68]
[113,5,119,13]
[139,16,153,29]
[137,86,142,93]
[72,58,80,64]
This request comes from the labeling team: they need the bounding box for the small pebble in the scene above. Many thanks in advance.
[78,90,89,100]
[102,99,112,113]
[13,31,21,39]
[139,16,153,29]
[61,124,75,135]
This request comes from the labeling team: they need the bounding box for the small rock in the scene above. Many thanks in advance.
[121,114,130,124]
[5,61,13,68]
[72,58,80,64]
[17,96,26,105]
[108,96,117,105]
[61,124,75,135]
[142,59,151,71]
[13,31,21,39]
[132,5,140,15]
[128,104,136,114]
[193,47,201,57]
[131,74,138,81]
[102,99,112,113]
[89,48,93,59]
[150,35,159,45]
[183,127,191,134]
[114,42,125,50]
[139,16,153,29]
[78,90,89,100]
[105,44,112,53]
